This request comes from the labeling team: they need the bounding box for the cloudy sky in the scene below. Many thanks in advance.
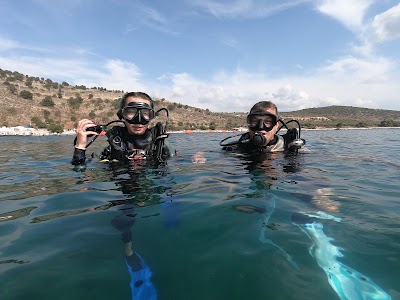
[1,0,400,112]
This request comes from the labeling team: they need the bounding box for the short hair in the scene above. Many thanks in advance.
[120,92,154,109]
[249,101,278,115]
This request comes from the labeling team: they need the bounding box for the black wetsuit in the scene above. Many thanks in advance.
[222,128,301,154]
[235,132,285,152]
[71,126,175,165]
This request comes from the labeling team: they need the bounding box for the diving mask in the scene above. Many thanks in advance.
[121,102,155,125]
[247,111,278,132]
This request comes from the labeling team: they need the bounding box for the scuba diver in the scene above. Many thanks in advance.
[220,100,305,154]
[192,101,306,163]
[191,100,305,163]
[71,91,176,300]
[71,91,175,166]
[218,101,391,299]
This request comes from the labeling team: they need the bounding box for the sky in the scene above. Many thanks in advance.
[1,0,400,113]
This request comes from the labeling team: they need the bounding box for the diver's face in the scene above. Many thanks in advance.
[122,97,152,135]
[248,108,279,147]
[248,108,278,131]
[248,114,276,130]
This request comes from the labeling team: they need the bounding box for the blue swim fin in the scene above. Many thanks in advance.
[125,252,157,300]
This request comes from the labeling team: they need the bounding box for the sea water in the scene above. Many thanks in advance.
[0,129,399,300]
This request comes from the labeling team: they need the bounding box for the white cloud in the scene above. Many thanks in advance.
[266,85,313,111]
[0,54,146,93]
[157,52,400,112]
[126,2,180,36]
[141,5,168,24]
[191,0,308,18]
[320,55,391,83]
[0,36,50,53]
[93,59,146,92]
[1,33,400,113]
[164,70,320,112]
[0,55,99,80]
[371,3,400,42]
[316,0,373,31]
[2,48,399,112]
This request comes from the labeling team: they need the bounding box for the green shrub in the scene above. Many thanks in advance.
[31,116,47,128]
[379,120,400,127]
[7,84,17,94]
[355,122,368,128]
[41,96,55,107]
[25,79,33,87]
[209,121,216,130]
[47,123,64,133]
[43,109,51,118]
[19,90,33,99]
[67,96,83,109]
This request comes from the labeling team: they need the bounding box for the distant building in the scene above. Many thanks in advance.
[0,126,49,136]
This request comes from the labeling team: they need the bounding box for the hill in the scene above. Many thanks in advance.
[1,68,400,132]
[0,69,248,132]
[283,106,400,129]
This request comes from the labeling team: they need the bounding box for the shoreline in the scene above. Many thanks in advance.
[1,126,399,137]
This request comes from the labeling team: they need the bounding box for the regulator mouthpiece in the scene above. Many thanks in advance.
[252,132,266,147]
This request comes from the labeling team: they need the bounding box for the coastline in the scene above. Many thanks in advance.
[0,126,76,136]
[1,125,399,137]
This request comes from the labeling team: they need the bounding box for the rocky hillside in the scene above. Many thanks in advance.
[0,69,247,131]
[1,68,399,131]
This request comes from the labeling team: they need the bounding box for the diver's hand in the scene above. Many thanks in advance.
[75,119,98,149]
[191,151,206,163]
[263,121,280,146]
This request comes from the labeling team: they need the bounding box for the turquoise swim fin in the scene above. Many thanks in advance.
[292,212,391,300]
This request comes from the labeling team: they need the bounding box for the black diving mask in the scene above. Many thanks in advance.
[121,102,155,125]
[247,111,277,132]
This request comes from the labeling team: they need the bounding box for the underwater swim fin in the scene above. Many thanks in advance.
[293,214,391,300]
[125,252,157,300]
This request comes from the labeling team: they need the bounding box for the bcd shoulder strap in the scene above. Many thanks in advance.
[151,122,169,162]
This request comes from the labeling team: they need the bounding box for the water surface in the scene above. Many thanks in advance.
[0,129,399,299]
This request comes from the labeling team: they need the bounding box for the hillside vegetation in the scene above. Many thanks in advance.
[1,68,400,132]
